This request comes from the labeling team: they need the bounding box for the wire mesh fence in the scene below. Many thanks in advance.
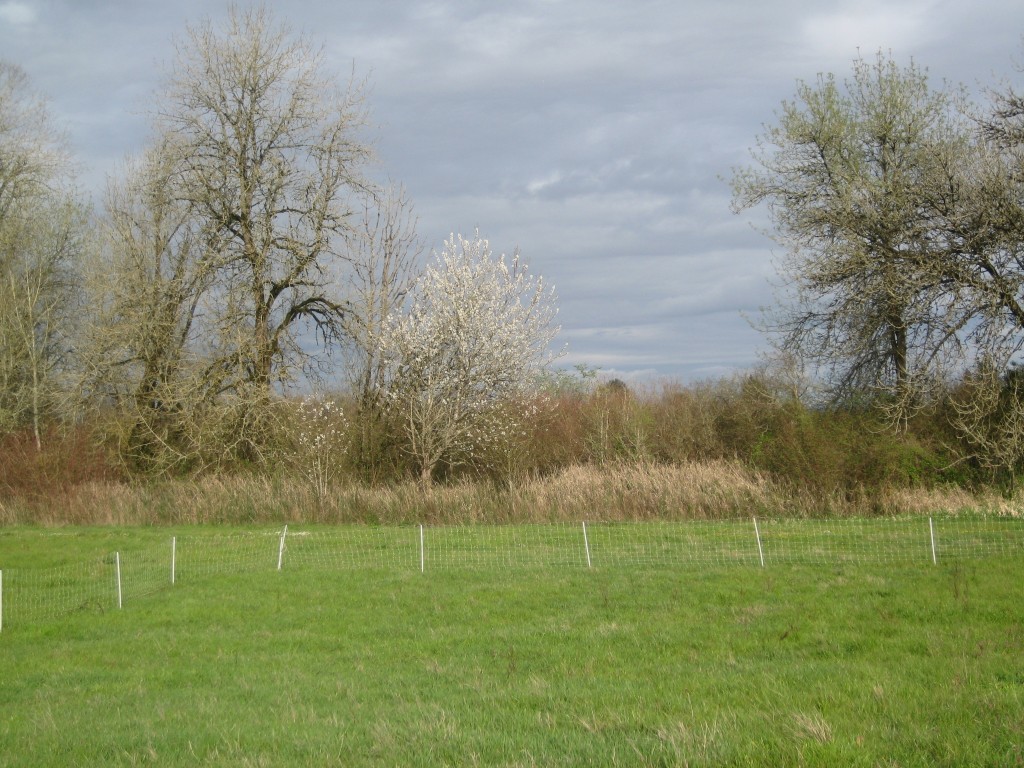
[2,555,116,626]
[284,526,419,571]
[2,515,1023,631]
[172,531,282,581]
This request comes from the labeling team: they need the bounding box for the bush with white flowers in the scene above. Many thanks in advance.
[290,396,348,501]
[377,231,562,486]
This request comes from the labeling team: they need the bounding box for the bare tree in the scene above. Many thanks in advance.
[341,184,424,478]
[950,359,1024,493]
[378,232,562,487]
[0,62,84,448]
[86,6,373,468]
[81,145,219,472]
[156,4,371,453]
[0,63,66,218]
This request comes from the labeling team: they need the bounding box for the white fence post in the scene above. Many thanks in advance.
[277,525,288,571]
[929,517,937,565]
[753,517,765,568]
[582,521,592,568]
[115,552,123,609]
[171,536,176,585]
[420,524,425,573]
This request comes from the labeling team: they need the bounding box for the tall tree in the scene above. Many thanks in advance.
[956,63,1024,366]
[89,5,373,467]
[82,144,218,472]
[341,184,424,478]
[0,62,85,448]
[929,57,1024,480]
[731,53,974,413]
[158,4,371,447]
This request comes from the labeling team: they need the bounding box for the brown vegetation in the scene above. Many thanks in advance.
[0,373,1015,526]
[0,458,1005,528]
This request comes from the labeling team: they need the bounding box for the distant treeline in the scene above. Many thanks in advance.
[0,368,1014,518]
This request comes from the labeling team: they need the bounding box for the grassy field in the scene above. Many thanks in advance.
[1,525,1024,766]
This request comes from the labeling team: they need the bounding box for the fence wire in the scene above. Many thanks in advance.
[3,555,116,624]
[2,516,1023,630]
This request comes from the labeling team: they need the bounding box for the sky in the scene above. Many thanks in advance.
[1,0,1023,383]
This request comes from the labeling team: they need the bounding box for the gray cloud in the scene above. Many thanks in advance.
[1,0,1022,381]
[0,2,35,24]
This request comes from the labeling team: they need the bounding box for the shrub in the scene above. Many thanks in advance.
[0,425,120,501]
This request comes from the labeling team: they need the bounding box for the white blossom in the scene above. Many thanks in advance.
[377,231,562,485]
[289,395,348,501]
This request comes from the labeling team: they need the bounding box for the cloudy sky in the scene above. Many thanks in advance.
[1,0,1023,382]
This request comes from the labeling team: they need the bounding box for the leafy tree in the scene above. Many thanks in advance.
[378,232,561,486]
[731,53,974,415]
[934,58,1024,484]
[732,48,1024,479]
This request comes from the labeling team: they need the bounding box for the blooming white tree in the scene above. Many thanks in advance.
[378,232,561,486]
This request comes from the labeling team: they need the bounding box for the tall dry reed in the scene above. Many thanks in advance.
[0,461,1013,526]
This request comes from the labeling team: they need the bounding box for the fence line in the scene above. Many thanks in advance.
[2,516,1023,631]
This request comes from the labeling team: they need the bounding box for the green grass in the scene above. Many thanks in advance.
[1,526,1024,766]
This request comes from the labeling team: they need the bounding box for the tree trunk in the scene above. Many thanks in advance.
[419,461,434,489]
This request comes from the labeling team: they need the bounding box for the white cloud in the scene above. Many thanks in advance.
[526,170,564,195]
[0,1,35,25]
[800,1,939,63]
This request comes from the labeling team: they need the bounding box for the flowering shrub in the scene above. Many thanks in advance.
[289,396,348,501]
[377,231,562,485]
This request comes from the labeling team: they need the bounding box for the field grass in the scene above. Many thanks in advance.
[1,526,1024,766]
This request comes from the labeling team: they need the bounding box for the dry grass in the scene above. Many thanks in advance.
[0,460,1013,526]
